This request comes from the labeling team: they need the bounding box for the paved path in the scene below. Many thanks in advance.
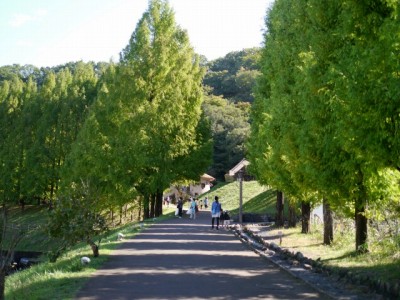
[75,210,331,300]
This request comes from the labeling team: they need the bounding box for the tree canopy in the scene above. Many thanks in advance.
[248,0,400,252]
[204,48,261,103]
[61,0,212,218]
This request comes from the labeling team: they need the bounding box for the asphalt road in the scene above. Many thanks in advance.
[75,210,331,300]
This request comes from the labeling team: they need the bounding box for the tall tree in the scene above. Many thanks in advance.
[0,74,36,299]
[63,0,211,219]
[0,75,34,206]
[249,0,400,252]
[247,0,312,228]
[23,63,98,204]
[118,0,209,217]
[329,0,400,251]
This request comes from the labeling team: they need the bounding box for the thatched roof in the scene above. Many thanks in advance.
[228,159,250,176]
[200,173,215,181]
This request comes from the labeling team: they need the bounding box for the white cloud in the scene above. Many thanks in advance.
[16,40,33,47]
[9,9,47,28]
[34,9,47,18]
[9,14,33,27]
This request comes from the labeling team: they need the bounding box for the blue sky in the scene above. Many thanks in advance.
[1,0,274,67]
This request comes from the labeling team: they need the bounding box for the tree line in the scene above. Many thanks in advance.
[0,0,252,292]
[0,0,216,260]
[0,26,256,217]
[248,0,400,252]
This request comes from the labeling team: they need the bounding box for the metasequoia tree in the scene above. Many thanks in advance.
[249,0,400,251]
[0,74,36,299]
[62,0,211,219]
[247,0,313,230]
[116,0,209,218]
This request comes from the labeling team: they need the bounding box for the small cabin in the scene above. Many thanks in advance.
[165,173,216,202]
[190,173,216,196]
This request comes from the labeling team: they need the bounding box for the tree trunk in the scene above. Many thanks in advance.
[275,190,284,227]
[149,194,156,218]
[138,196,142,221]
[355,196,368,253]
[288,202,296,227]
[323,198,333,245]
[0,268,5,300]
[301,201,311,233]
[143,194,150,219]
[88,240,99,257]
[155,189,163,217]
[355,170,368,253]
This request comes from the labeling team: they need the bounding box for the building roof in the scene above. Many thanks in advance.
[200,173,215,181]
[228,159,250,176]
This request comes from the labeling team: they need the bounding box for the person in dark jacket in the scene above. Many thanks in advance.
[177,197,183,218]
[221,210,231,227]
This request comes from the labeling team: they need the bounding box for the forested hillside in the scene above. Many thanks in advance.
[201,48,261,179]
[203,47,261,103]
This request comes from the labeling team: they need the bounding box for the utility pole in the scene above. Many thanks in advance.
[239,169,243,225]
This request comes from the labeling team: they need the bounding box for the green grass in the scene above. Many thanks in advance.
[263,225,400,286]
[7,206,55,252]
[6,224,127,299]
[200,181,271,213]
[204,181,400,287]
[5,212,175,300]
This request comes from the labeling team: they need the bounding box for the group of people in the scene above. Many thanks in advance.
[175,195,230,230]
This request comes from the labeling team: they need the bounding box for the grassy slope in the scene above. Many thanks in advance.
[199,181,274,214]
[7,206,54,252]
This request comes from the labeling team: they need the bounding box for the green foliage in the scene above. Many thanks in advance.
[248,0,400,252]
[0,74,28,206]
[0,62,99,210]
[61,0,210,219]
[202,93,250,180]
[204,48,261,103]
[48,182,108,261]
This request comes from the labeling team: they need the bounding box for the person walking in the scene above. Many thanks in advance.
[204,197,208,209]
[221,210,231,228]
[199,198,203,210]
[211,196,222,230]
[189,197,197,219]
[177,197,183,218]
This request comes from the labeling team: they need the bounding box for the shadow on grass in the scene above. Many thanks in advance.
[230,189,277,216]
[289,243,324,249]
[265,231,297,239]
[323,250,360,262]
[6,271,91,300]
[321,250,400,285]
